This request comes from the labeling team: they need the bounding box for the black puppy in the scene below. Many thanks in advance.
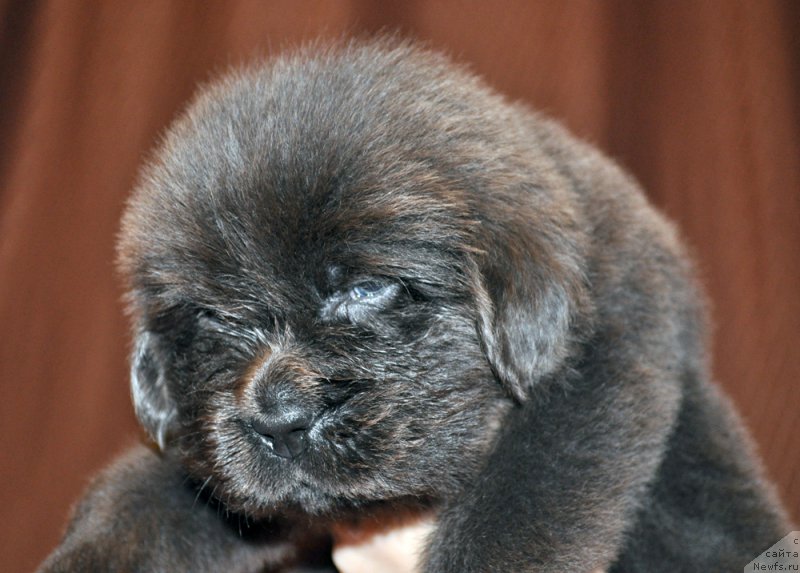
[40,40,791,572]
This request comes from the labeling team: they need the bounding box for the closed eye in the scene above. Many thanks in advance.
[195,308,268,350]
[349,281,393,301]
[321,279,401,322]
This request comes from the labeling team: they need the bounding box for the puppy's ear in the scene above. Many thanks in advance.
[130,329,177,450]
[471,228,590,403]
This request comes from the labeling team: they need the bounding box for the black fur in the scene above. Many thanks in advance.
[40,40,791,573]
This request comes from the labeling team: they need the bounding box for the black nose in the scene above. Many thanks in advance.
[251,408,313,459]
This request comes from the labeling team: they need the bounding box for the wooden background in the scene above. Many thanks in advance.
[1,2,797,571]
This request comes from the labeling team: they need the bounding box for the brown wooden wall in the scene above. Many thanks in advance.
[1,2,797,571]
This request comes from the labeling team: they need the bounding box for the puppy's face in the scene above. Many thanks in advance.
[119,43,588,517]
[127,178,507,516]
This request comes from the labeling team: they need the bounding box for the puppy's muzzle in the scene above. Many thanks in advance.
[243,350,325,459]
[251,406,314,459]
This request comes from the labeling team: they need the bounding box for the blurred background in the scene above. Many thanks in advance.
[1,2,798,571]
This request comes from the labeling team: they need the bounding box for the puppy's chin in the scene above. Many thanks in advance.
[178,434,434,518]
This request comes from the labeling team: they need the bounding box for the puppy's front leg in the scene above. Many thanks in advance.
[38,444,292,573]
[423,339,681,573]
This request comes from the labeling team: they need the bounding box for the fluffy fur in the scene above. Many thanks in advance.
[40,40,790,572]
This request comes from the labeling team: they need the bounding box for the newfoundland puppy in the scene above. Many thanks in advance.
[40,40,790,572]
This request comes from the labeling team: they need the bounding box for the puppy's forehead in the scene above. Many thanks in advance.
[121,45,498,307]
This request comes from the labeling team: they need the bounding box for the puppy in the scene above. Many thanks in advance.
[40,40,791,572]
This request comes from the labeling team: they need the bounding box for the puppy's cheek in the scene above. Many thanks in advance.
[179,393,262,498]
[325,383,509,496]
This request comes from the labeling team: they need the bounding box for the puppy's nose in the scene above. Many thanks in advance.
[251,408,313,459]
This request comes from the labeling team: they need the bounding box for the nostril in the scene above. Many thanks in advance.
[251,409,314,459]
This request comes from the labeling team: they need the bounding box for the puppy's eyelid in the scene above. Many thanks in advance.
[349,281,389,300]
[347,280,400,304]
[197,307,217,318]
[318,279,402,323]
[196,308,247,335]
[197,308,229,324]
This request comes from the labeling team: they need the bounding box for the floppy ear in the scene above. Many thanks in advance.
[471,225,591,403]
[130,328,178,450]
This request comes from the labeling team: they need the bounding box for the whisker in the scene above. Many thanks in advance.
[192,475,214,508]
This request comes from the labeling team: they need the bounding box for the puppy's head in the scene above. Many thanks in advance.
[118,41,590,515]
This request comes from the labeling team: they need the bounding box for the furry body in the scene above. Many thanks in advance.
[40,41,790,572]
